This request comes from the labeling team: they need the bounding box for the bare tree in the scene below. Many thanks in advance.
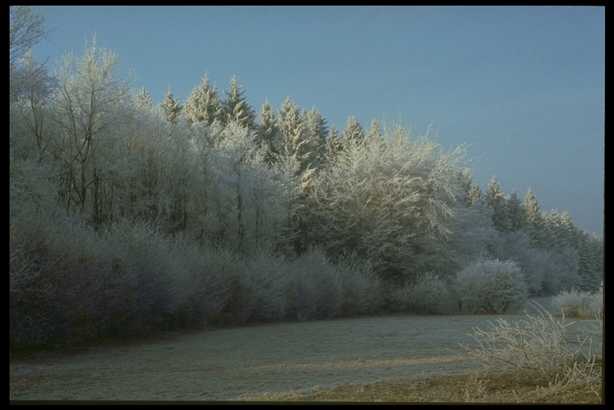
[10,6,45,66]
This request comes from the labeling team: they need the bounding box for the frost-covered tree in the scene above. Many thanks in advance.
[278,97,313,173]
[134,87,153,110]
[10,50,56,161]
[455,169,473,206]
[506,192,525,232]
[256,100,280,165]
[185,74,222,126]
[9,6,45,66]
[325,126,343,160]
[367,119,382,141]
[309,127,465,283]
[160,89,183,125]
[342,115,365,146]
[302,108,328,168]
[222,76,255,129]
[485,177,509,231]
[576,233,603,292]
[51,40,130,225]
[446,202,498,274]
[523,188,546,247]
[468,183,482,207]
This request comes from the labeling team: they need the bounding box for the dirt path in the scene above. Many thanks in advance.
[9,314,602,401]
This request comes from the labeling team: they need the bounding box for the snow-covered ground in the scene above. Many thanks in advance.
[10,310,601,401]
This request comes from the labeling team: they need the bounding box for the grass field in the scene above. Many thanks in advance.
[10,304,602,402]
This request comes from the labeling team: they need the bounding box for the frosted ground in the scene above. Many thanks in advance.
[10,300,602,401]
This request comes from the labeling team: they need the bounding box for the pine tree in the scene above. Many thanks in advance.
[456,169,473,206]
[256,100,280,164]
[542,210,559,248]
[506,192,525,232]
[302,108,328,169]
[342,116,365,146]
[485,177,509,231]
[523,188,545,247]
[325,127,343,160]
[367,119,383,141]
[222,76,255,129]
[134,87,153,110]
[185,74,223,126]
[573,230,602,292]
[160,89,183,125]
[278,97,312,172]
[559,212,579,249]
[468,184,482,207]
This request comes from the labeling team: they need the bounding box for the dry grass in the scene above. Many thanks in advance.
[244,365,602,403]
[245,302,602,404]
[10,311,601,402]
[462,302,600,381]
[551,286,603,320]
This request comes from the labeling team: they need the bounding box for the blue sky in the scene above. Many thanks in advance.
[31,6,604,235]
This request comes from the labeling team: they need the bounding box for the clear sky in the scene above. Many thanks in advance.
[31,6,604,236]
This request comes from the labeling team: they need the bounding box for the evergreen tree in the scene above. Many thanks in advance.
[367,119,383,141]
[134,87,153,110]
[222,76,255,129]
[506,192,525,232]
[485,177,509,231]
[278,97,311,172]
[575,232,602,291]
[302,108,328,169]
[160,89,183,125]
[559,212,579,249]
[185,74,223,126]
[325,126,343,160]
[256,100,280,164]
[523,188,545,248]
[468,184,482,207]
[456,169,473,206]
[342,116,365,146]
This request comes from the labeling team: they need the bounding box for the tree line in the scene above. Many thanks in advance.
[9,7,602,349]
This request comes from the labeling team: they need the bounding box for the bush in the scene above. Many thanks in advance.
[333,255,384,316]
[455,259,528,314]
[222,251,289,324]
[408,273,456,314]
[9,211,235,348]
[283,250,344,321]
[388,273,455,314]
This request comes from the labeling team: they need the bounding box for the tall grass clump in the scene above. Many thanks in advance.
[455,259,528,314]
[552,285,603,319]
[462,302,602,397]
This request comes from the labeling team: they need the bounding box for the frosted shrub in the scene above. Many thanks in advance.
[387,284,413,313]
[463,302,601,386]
[100,222,178,334]
[163,238,234,328]
[9,213,234,347]
[333,255,384,316]
[552,286,603,319]
[456,259,528,314]
[406,273,455,314]
[387,273,454,314]
[226,252,289,324]
[285,250,341,321]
